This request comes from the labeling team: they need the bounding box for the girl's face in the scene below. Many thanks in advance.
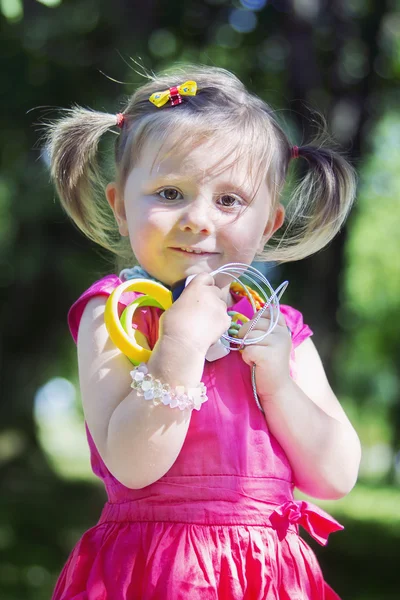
[107,135,284,297]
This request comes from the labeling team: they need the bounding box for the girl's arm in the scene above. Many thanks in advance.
[261,338,361,500]
[77,296,206,489]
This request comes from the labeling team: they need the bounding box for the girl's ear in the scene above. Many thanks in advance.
[259,204,285,250]
[105,182,129,237]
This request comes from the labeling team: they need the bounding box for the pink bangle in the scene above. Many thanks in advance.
[130,363,208,411]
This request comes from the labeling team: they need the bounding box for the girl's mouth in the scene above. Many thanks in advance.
[169,247,218,257]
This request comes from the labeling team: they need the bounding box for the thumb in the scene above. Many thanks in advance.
[239,346,254,368]
[187,272,215,288]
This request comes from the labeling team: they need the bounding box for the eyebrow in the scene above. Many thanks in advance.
[147,174,191,186]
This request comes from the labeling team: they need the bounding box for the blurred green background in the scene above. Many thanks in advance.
[1,0,400,598]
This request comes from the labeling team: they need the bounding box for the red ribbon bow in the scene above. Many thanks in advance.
[270,500,344,546]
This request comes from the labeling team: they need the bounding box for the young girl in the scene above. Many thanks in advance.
[46,65,361,599]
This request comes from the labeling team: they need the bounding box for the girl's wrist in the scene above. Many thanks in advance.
[149,334,207,389]
[156,333,208,361]
[258,376,295,405]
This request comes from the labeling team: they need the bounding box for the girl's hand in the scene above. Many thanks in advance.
[237,311,292,398]
[160,273,232,356]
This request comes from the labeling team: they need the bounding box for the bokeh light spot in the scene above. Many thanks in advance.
[257,36,289,72]
[149,29,177,57]
[293,0,319,20]
[0,0,23,21]
[25,564,50,587]
[0,430,26,465]
[215,24,242,48]
[240,0,268,10]
[229,8,257,33]
[34,378,94,481]
[36,0,62,6]
[34,377,76,421]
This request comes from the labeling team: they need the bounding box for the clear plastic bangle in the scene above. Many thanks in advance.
[130,363,208,411]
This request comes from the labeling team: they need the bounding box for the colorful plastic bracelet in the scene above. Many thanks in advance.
[227,311,249,336]
[104,279,173,365]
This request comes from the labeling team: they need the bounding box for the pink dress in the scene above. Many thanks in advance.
[52,274,344,600]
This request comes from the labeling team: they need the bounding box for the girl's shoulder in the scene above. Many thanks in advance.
[67,274,121,343]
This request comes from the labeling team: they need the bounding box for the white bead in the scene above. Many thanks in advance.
[188,387,201,401]
[169,396,179,408]
[153,380,162,398]
[161,392,171,405]
[177,393,188,410]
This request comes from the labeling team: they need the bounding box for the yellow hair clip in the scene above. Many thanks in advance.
[149,81,198,108]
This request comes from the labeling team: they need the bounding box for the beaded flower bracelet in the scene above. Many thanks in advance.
[130,363,208,411]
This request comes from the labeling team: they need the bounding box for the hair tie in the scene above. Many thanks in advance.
[291,145,299,160]
[116,113,125,128]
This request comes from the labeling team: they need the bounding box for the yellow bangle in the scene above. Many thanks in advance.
[104,279,173,365]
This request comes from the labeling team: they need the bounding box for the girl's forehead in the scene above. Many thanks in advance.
[139,133,264,191]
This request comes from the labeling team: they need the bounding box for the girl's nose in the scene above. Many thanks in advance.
[178,198,213,235]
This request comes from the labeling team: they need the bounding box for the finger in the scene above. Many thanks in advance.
[187,272,215,288]
[191,272,229,301]
[189,273,231,307]
[236,316,271,339]
[278,312,287,327]
[237,318,291,340]
[277,313,292,336]
[259,311,289,333]
[235,328,269,343]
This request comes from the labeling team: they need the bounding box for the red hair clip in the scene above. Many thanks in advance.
[291,145,299,159]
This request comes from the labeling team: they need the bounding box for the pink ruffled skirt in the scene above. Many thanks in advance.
[52,478,342,600]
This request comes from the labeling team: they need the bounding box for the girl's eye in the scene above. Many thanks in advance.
[218,194,242,208]
[157,188,183,201]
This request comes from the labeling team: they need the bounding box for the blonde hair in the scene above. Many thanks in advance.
[44,63,357,271]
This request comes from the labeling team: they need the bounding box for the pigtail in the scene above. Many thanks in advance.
[45,107,121,251]
[267,136,358,262]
